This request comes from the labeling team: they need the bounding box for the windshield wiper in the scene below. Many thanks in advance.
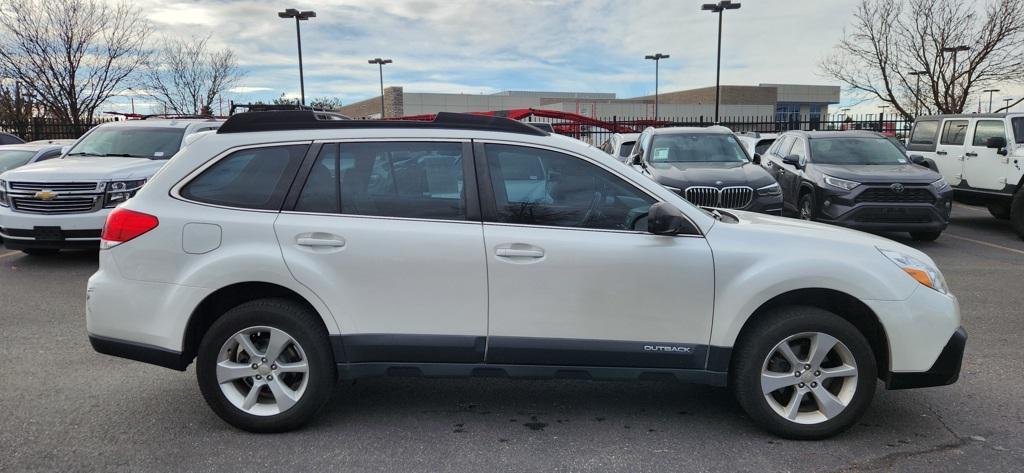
[66,152,104,157]
[103,153,149,158]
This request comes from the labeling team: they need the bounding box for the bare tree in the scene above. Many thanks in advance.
[0,0,151,126]
[821,0,1024,118]
[0,82,34,124]
[309,97,343,110]
[142,36,243,116]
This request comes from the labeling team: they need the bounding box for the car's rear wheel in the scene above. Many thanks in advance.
[910,231,942,241]
[987,201,1011,220]
[1011,190,1024,240]
[731,306,876,439]
[196,298,336,433]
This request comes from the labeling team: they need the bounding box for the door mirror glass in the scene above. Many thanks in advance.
[985,136,1007,149]
[782,154,801,167]
[647,202,688,235]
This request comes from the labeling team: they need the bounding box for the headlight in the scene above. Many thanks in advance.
[756,182,781,196]
[0,179,7,207]
[823,174,860,191]
[103,179,146,208]
[878,248,948,294]
[931,177,951,192]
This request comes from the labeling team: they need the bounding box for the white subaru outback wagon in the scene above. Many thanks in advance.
[86,111,965,439]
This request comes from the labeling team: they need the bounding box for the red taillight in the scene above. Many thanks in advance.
[101,208,159,248]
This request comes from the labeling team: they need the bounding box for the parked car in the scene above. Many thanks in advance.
[86,111,963,439]
[598,133,641,162]
[0,142,70,174]
[0,132,25,145]
[626,126,783,214]
[0,118,221,254]
[907,113,1024,238]
[735,131,778,159]
[763,130,952,241]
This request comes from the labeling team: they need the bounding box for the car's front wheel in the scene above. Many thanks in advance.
[731,306,877,439]
[196,298,336,433]
[798,193,815,221]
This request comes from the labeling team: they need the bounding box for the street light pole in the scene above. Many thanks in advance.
[1005,97,1013,112]
[908,70,927,117]
[702,1,741,124]
[940,45,969,111]
[644,53,669,121]
[278,8,317,106]
[368,57,391,118]
[983,89,1000,113]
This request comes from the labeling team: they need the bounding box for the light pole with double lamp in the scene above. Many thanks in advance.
[278,8,316,106]
[983,89,1000,113]
[645,53,669,121]
[701,0,741,124]
[908,70,927,117]
[368,58,393,118]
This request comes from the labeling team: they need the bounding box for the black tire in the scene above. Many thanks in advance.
[1012,190,1024,240]
[798,192,815,221]
[910,231,942,241]
[987,201,1011,220]
[731,306,877,439]
[196,298,336,433]
[21,248,59,256]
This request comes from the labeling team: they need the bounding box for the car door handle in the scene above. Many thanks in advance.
[496,248,544,258]
[297,236,346,247]
[965,152,978,157]
[936,151,948,155]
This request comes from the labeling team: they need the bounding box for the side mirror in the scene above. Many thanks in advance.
[985,136,1007,149]
[630,153,643,165]
[752,153,762,165]
[782,154,802,168]
[909,154,926,165]
[648,202,689,235]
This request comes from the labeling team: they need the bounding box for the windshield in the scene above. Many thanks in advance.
[0,150,35,173]
[67,127,186,159]
[809,137,909,165]
[649,134,748,163]
[619,141,635,157]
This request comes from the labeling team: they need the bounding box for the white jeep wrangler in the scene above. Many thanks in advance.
[907,113,1024,238]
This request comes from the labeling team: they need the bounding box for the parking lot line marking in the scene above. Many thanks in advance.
[944,233,1024,256]
[0,251,19,259]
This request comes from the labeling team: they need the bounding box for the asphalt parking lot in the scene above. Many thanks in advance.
[1,204,1022,473]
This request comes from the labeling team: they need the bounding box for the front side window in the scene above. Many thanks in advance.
[940,120,968,145]
[909,120,939,144]
[972,120,1006,146]
[67,127,187,159]
[486,144,655,231]
[295,141,466,221]
[181,144,307,209]
[809,138,908,165]
[1011,117,1024,144]
[774,136,795,156]
[648,134,748,163]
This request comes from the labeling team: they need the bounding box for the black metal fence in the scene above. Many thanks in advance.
[0,118,118,142]
[529,113,914,147]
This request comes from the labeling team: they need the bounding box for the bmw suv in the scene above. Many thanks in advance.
[87,111,964,439]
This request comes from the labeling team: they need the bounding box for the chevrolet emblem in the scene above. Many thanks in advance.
[34,190,59,201]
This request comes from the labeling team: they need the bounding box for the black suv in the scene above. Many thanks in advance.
[763,130,953,240]
[628,127,782,214]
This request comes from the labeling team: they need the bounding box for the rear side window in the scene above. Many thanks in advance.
[910,120,939,144]
[972,120,1006,146]
[295,141,466,221]
[940,120,968,145]
[619,141,635,157]
[181,144,307,210]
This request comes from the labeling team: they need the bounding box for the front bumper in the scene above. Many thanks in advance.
[0,205,109,249]
[887,327,966,389]
[814,184,952,233]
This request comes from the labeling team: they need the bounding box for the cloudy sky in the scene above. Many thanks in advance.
[110,0,1009,115]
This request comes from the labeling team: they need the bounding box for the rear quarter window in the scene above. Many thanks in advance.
[909,120,939,145]
[180,144,308,210]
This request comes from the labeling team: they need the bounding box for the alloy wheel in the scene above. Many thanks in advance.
[216,326,310,416]
[760,332,858,425]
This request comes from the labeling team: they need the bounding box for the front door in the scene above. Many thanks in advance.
[478,142,715,369]
[963,119,1010,190]
[934,119,969,185]
[275,140,488,363]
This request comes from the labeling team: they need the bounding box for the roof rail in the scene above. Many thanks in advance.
[140,113,217,120]
[217,111,549,136]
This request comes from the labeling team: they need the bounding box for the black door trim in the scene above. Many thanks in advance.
[487,336,707,369]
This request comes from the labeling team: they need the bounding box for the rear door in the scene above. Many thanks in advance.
[275,140,488,363]
[477,142,715,369]
[932,119,968,185]
[963,119,1010,190]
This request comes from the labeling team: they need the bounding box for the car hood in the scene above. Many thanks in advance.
[648,161,775,188]
[0,156,166,182]
[813,163,939,184]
